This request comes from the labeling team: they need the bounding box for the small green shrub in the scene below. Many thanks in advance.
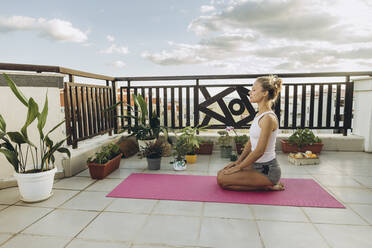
[87,143,121,164]
[234,134,249,145]
[138,141,164,159]
[288,129,322,148]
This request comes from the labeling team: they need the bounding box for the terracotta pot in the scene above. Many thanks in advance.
[196,143,214,155]
[185,154,197,164]
[235,142,245,155]
[281,140,323,154]
[88,153,122,179]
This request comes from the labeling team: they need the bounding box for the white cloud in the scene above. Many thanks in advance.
[200,5,215,13]
[143,0,372,72]
[100,44,129,54]
[107,60,126,68]
[0,16,88,43]
[106,35,115,42]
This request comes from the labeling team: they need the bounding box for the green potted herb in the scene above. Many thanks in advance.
[172,135,188,171]
[176,126,206,164]
[217,128,233,158]
[281,128,323,153]
[87,143,122,179]
[0,73,71,202]
[138,141,164,170]
[234,134,249,155]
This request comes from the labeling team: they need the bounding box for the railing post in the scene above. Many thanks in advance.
[343,76,351,136]
[112,80,118,134]
[127,81,131,133]
[194,79,199,127]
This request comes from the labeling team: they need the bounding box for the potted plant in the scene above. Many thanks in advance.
[177,126,205,164]
[138,141,164,170]
[87,143,122,179]
[172,136,188,171]
[196,139,214,155]
[234,134,249,155]
[217,128,234,158]
[281,128,323,153]
[0,73,71,202]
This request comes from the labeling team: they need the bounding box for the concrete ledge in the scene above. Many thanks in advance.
[61,133,122,177]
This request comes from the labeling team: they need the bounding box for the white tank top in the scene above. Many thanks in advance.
[250,111,278,163]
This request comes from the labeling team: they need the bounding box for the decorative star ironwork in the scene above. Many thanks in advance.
[198,86,257,128]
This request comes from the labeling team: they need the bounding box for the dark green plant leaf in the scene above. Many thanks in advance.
[37,92,48,139]
[0,149,19,172]
[57,147,71,158]
[7,132,27,144]
[3,73,28,107]
[0,114,6,132]
[21,98,39,139]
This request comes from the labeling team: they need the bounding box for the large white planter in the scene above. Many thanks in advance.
[14,167,57,202]
[138,138,156,151]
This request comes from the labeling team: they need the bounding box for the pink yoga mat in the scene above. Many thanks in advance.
[107,173,344,208]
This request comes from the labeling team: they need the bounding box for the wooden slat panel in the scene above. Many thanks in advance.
[318,85,323,127]
[156,88,160,117]
[63,83,72,146]
[335,84,341,128]
[163,88,168,127]
[179,87,183,127]
[86,86,93,136]
[81,87,88,137]
[96,88,102,131]
[284,85,289,128]
[134,88,138,126]
[194,80,199,127]
[301,85,306,128]
[292,85,297,128]
[91,88,97,134]
[76,86,83,138]
[149,87,153,118]
[326,84,332,127]
[171,87,175,128]
[70,86,78,148]
[120,87,124,128]
[186,87,190,126]
[127,82,131,128]
[309,85,315,128]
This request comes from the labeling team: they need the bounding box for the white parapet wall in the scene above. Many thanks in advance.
[0,72,66,187]
[353,77,372,152]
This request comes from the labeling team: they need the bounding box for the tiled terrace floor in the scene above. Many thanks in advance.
[0,151,372,248]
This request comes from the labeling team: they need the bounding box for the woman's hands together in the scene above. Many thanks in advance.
[222,162,242,175]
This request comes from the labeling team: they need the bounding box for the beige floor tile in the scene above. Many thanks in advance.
[22,209,98,237]
[135,215,200,247]
[120,159,147,169]
[257,221,328,248]
[0,187,20,205]
[0,234,12,245]
[349,204,372,224]
[203,202,253,220]
[86,179,123,192]
[106,169,143,179]
[75,169,90,177]
[0,205,8,211]
[66,238,130,248]
[1,234,70,248]
[152,200,203,217]
[0,206,52,233]
[199,217,261,248]
[16,189,79,208]
[328,187,372,204]
[303,206,368,225]
[316,224,372,248]
[78,212,148,242]
[313,175,363,187]
[105,198,157,214]
[252,205,308,222]
[53,177,96,190]
[60,191,114,211]
[353,176,372,188]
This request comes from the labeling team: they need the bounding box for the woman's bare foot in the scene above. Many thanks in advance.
[266,181,285,191]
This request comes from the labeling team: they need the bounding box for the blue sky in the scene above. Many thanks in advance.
[1,0,372,78]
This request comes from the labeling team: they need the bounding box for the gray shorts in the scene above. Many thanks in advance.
[252,158,281,185]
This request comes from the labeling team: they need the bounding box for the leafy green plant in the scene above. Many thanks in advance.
[234,134,249,145]
[200,138,213,145]
[176,126,207,155]
[138,141,164,159]
[217,130,233,147]
[87,143,121,164]
[172,136,188,161]
[288,128,322,148]
[0,73,70,173]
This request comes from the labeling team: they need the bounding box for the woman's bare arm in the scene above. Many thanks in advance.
[236,139,251,164]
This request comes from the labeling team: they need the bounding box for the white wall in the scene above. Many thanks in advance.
[0,85,66,179]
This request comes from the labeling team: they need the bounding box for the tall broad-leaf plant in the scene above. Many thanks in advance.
[0,73,71,173]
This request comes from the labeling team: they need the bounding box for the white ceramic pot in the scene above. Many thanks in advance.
[14,167,57,203]
[138,138,156,151]
[173,160,187,171]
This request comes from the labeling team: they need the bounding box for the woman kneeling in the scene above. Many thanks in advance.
[217,75,284,191]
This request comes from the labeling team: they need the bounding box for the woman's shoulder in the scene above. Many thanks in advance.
[258,112,278,128]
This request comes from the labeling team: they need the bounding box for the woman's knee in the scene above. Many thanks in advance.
[217,171,225,187]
